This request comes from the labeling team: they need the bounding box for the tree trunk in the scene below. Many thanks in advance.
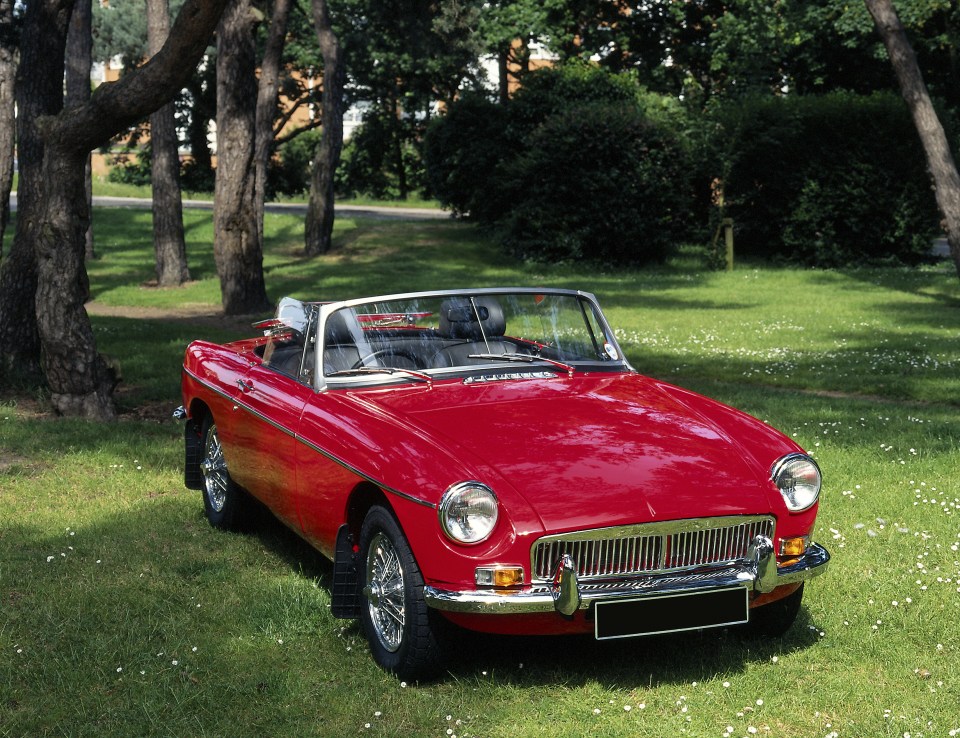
[34,146,118,418]
[184,64,216,186]
[305,0,345,256]
[147,0,189,287]
[254,0,292,254]
[865,0,960,281]
[12,0,230,417]
[214,0,270,315]
[0,0,16,255]
[0,0,66,381]
[497,44,509,105]
[65,0,95,262]
[392,103,408,200]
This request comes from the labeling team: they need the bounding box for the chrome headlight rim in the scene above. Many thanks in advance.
[771,452,822,512]
[438,481,499,545]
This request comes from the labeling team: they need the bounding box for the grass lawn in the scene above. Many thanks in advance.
[2,207,960,737]
[88,174,443,209]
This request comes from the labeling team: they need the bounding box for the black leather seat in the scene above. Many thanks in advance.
[322,310,363,374]
[430,297,515,367]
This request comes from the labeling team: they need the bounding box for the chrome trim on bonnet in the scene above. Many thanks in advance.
[424,542,830,614]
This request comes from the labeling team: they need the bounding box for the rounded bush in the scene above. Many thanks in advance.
[422,93,511,219]
[502,103,691,266]
[711,92,942,266]
[424,64,693,265]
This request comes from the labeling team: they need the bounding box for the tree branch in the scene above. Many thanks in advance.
[41,0,230,152]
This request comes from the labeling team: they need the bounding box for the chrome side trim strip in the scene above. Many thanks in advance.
[424,543,830,615]
[296,435,436,509]
[182,366,435,510]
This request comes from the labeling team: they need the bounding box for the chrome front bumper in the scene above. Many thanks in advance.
[424,537,830,615]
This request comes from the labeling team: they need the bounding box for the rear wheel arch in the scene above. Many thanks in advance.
[188,398,212,425]
[183,400,211,491]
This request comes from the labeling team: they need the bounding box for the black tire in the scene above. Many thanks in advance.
[198,415,249,531]
[358,506,443,680]
[744,584,804,638]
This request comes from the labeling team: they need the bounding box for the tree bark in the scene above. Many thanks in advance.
[0,0,16,255]
[497,44,509,105]
[14,0,229,418]
[65,0,95,262]
[865,0,960,281]
[0,0,66,380]
[214,0,270,315]
[254,0,292,255]
[147,0,189,287]
[304,0,345,256]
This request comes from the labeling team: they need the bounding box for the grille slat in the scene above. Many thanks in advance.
[533,517,775,581]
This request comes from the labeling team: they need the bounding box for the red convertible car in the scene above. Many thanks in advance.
[177,288,829,679]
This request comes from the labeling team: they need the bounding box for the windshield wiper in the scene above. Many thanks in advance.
[468,352,574,377]
[326,366,433,385]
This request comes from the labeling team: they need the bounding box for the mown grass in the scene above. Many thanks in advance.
[2,209,960,737]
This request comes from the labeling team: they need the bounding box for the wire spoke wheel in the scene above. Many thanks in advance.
[200,424,229,513]
[365,532,406,653]
[197,415,249,531]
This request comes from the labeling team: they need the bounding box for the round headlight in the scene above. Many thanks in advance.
[438,482,498,544]
[771,453,822,511]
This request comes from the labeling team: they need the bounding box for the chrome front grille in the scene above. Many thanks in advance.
[532,516,775,582]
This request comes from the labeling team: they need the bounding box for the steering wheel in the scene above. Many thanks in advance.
[351,348,423,370]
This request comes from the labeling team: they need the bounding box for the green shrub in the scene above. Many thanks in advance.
[424,63,693,265]
[268,129,323,198]
[106,146,152,187]
[422,93,512,219]
[711,92,941,266]
[502,103,691,266]
[336,113,426,200]
[504,60,647,133]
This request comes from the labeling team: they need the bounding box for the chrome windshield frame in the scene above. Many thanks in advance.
[310,288,633,392]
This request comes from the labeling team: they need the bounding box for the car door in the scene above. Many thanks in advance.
[228,320,315,529]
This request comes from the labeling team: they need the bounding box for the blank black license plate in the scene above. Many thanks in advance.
[594,587,749,640]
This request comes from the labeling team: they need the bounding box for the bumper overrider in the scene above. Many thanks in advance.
[424,535,830,616]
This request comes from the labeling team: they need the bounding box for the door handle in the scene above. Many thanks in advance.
[236,379,254,392]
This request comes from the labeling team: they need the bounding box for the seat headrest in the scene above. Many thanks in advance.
[439,297,506,340]
[324,310,362,345]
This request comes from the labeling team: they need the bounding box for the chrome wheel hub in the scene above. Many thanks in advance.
[201,425,229,513]
[364,532,405,653]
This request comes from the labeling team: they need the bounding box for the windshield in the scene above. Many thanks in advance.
[318,291,626,382]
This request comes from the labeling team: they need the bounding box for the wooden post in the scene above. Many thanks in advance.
[723,217,734,271]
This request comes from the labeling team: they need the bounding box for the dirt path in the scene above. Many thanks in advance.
[85,300,259,333]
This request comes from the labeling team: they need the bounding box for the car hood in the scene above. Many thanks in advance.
[349,372,793,532]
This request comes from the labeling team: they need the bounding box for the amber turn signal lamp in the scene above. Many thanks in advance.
[475,566,524,588]
[779,536,809,558]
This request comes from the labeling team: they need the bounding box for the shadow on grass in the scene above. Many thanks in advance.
[240,496,822,689]
[435,611,821,688]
